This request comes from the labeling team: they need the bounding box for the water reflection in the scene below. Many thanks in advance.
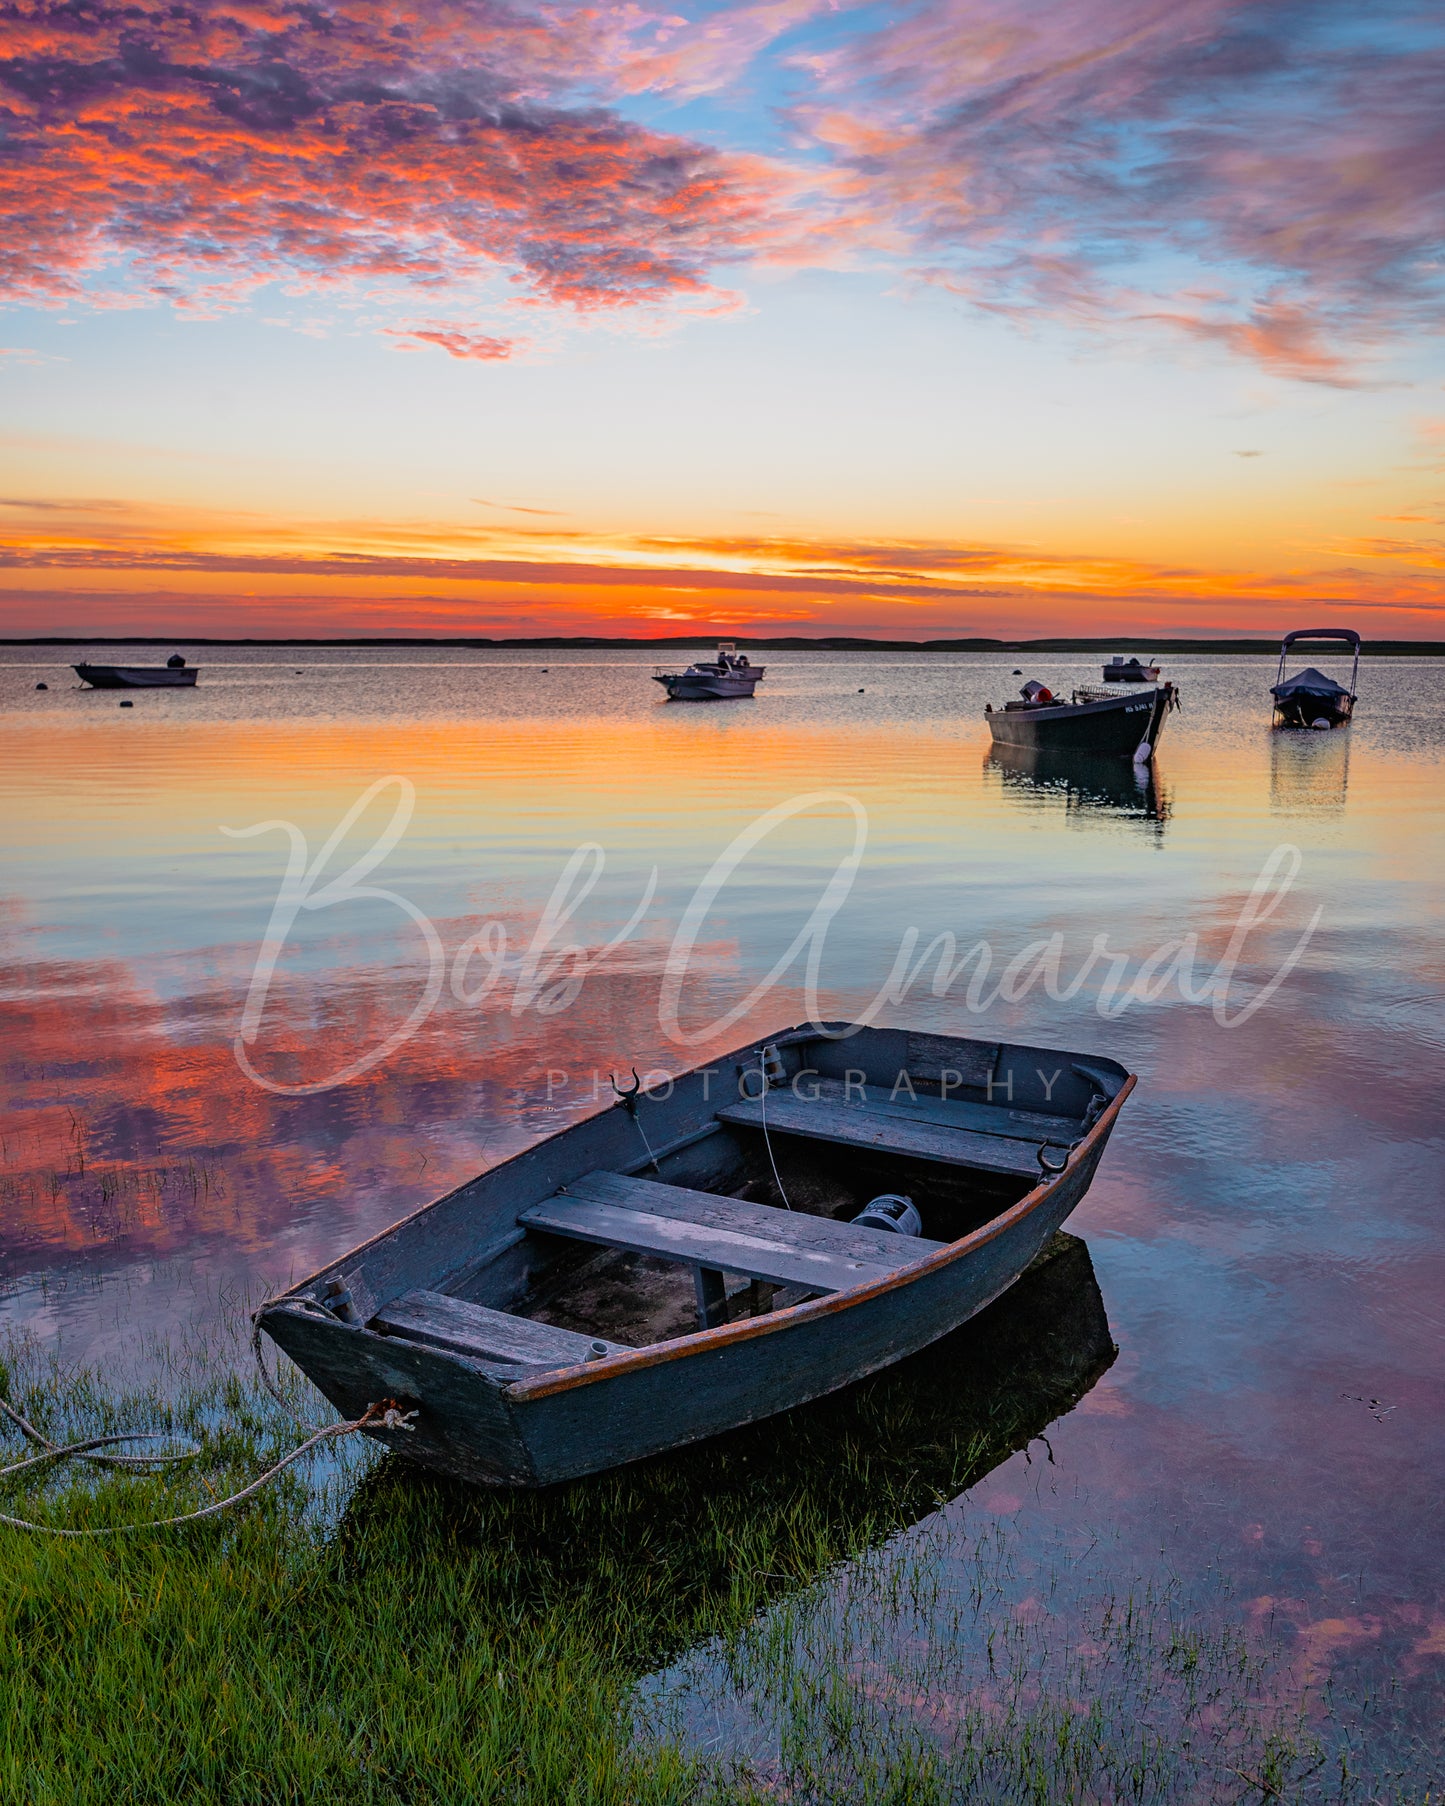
[1269,723,1352,814]
[983,744,1170,840]
[338,1233,1113,1674]
[3,646,1444,1775]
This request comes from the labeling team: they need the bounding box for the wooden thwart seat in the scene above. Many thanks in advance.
[519,1170,948,1328]
[717,1082,1068,1178]
[804,1077,1079,1142]
[372,1290,631,1369]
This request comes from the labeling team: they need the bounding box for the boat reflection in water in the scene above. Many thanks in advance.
[984,743,1170,842]
[338,1232,1113,1671]
[1269,720,1352,815]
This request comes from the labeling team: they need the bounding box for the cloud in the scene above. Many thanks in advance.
[4,0,1438,382]
[472,498,569,516]
[781,0,1445,376]
[1142,299,1358,387]
[0,0,783,324]
[3,497,1442,625]
[385,327,518,361]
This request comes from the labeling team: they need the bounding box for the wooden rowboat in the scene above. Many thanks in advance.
[259,1022,1135,1486]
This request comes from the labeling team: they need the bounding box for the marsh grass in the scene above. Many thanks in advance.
[647,1517,1337,1803]
[0,1244,1434,1804]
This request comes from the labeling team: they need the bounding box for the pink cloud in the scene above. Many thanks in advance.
[2,0,1440,384]
[385,327,518,360]
[1141,299,1357,387]
[0,0,785,323]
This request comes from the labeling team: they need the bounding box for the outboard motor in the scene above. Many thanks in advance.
[853,1193,922,1236]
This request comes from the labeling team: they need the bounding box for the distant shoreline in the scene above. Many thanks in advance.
[6,635,1444,654]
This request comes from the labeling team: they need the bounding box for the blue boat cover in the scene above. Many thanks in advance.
[1271,666,1350,699]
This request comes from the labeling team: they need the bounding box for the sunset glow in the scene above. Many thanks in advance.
[3,0,1444,640]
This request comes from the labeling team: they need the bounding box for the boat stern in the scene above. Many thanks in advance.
[259,1298,541,1486]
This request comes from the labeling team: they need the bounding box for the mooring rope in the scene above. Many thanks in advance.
[0,1391,414,1538]
[248,1294,331,1432]
[756,1066,794,1212]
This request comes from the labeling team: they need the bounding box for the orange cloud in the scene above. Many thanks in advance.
[2,493,1442,639]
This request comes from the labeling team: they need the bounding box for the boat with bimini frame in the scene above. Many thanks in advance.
[258,1022,1135,1488]
[1270,628,1360,729]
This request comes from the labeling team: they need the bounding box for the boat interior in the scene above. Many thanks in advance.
[310,1035,1125,1382]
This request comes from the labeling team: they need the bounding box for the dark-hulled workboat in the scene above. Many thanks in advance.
[259,1022,1135,1487]
[985,678,1178,759]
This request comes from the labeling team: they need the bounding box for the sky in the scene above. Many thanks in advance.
[2,0,1444,641]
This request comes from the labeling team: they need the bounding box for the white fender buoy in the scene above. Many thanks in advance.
[1311,717,1331,730]
[1133,741,1152,764]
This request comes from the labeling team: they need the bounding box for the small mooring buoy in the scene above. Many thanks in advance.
[35,682,47,691]
[858,687,865,693]
[119,699,134,708]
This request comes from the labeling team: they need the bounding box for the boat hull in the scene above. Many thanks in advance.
[986,685,1171,756]
[260,1023,1134,1487]
[1102,666,1159,683]
[1272,693,1355,730]
[74,663,197,688]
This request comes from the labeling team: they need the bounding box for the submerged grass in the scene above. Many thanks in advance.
[1,1241,1435,1803]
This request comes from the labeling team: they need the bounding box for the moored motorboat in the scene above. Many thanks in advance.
[653,642,764,700]
[1270,628,1360,729]
[74,654,197,689]
[258,1022,1135,1487]
[1102,654,1160,682]
[985,677,1178,759]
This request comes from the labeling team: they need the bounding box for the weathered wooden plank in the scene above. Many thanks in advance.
[904,1031,998,1088]
[802,1076,1079,1142]
[562,1169,950,1269]
[717,1091,1050,1177]
[373,1290,630,1365]
[694,1265,729,1329]
[518,1195,908,1293]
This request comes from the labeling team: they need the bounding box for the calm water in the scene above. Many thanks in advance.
[2,646,1442,1783]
